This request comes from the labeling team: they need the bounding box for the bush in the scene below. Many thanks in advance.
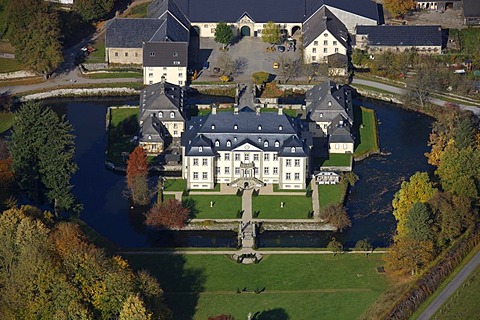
[253,210,259,218]
[236,210,243,218]
[252,71,270,85]
[236,189,243,197]
[182,189,189,197]
[252,189,259,197]
[307,210,314,218]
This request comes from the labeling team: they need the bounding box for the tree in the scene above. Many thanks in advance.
[455,116,477,150]
[405,202,433,242]
[8,0,63,77]
[384,0,415,18]
[208,315,235,320]
[126,146,150,205]
[278,56,301,83]
[145,199,190,229]
[327,238,343,256]
[384,237,434,276]
[392,172,437,238]
[0,157,15,211]
[214,21,234,49]
[262,21,281,46]
[252,71,270,85]
[351,49,369,68]
[119,295,152,320]
[10,102,78,213]
[216,52,235,76]
[355,239,373,256]
[73,0,114,22]
[321,204,352,232]
[403,60,438,110]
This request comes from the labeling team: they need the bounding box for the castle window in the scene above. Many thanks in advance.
[264,141,269,147]
[211,124,215,130]
[158,112,163,118]
[215,140,220,147]
[233,124,238,130]
[199,146,203,152]
[258,137,262,142]
[278,125,283,131]
[226,140,231,147]
[170,111,175,118]
[291,147,296,153]
[275,141,280,147]
[258,125,262,130]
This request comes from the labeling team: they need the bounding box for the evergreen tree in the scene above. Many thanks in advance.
[405,202,433,242]
[73,0,114,22]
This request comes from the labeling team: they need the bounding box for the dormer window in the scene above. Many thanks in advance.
[211,124,215,130]
[319,113,323,117]
[264,141,269,147]
[170,111,175,118]
[233,124,238,130]
[199,146,203,152]
[215,140,220,147]
[278,125,283,131]
[291,147,296,153]
[258,137,262,142]
[275,141,280,147]
[159,112,163,118]
[234,137,237,142]
[226,140,231,147]
[258,125,262,130]
[148,135,152,140]
[328,101,332,106]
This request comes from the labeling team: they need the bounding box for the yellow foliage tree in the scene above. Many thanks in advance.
[392,172,437,238]
[384,0,415,18]
[385,237,434,276]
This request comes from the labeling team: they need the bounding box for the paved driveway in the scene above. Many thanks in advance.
[193,36,301,82]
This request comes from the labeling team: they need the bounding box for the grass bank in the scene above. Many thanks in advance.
[354,106,379,157]
[318,181,347,208]
[0,112,13,133]
[106,107,139,164]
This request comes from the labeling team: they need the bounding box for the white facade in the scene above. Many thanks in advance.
[144,66,187,86]
[329,142,354,154]
[304,31,348,63]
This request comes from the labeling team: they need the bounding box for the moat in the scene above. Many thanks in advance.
[52,97,433,248]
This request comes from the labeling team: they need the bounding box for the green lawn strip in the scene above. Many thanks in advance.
[183,195,242,219]
[164,179,187,191]
[318,182,347,208]
[431,93,479,107]
[124,2,150,18]
[355,74,406,88]
[410,243,480,319]
[319,153,352,167]
[0,57,24,73]
[107,107,139,164]
[15,82,144,97]
[354,106,379,157]
[122,254,390,320]
[0,112,14,133]
[260,107,298,117]
[252,195,312,219]
[85,72,143,79]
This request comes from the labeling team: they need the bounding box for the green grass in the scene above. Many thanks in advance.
[86,42,106,64]
[85,72,142,79]
[252,195,313,219]
[163,194,176,201]
[106,107,139,164]
[318,182,347,208]
[0,57,24,73]
[450,28,480,55]
[183,195,242,219]
[122,253,391,320]
[0,112,13,133]
[354,106,379,157]
[124,2,150,18]
[164,179,187,191]
[318,153,352,167]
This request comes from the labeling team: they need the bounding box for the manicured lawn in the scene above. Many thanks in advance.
[318,182,347,208]
[163,194,176,201]
[354,106,379,157]
[0,57,24,73]
[252,195,312,219]
[183,195,242,219]
[0,112,13,134]
[106,107,139,164]
[432,264,480,319]
[318,153,352,167]
[86,72,142,79]
[164,179,187,191]
[86,37,106,64]
[123,253,390,320]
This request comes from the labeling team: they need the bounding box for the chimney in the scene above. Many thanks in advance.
[255,106,261,115]
[211,104,217,115]
[278,106,283,115]
[234,105,239,115]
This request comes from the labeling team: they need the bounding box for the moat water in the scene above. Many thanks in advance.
[50,97,433,248]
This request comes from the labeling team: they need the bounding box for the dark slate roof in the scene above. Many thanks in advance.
[143,41,188,67]
[139,116,165,143]
[148,0,191,28]
[150,12,190,42]
[328,114,354,144]
[356,25,443,47]
[174,0,380,23]
[463,0,480,18]
[105,18,164,48]
[303,6,348,47]
[139,80,185,123]
[182,108,308,157]
[306,80,353,124]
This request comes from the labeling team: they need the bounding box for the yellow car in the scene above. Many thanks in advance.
[273,62,279,69]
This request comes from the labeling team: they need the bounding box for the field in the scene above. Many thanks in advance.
[354,106,379,157]
[123,253,390,320]
[252,195,313,219]
[183,195,242,219]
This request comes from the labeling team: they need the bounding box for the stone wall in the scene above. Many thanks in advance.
[0,70,37,80]
[81,63,109,71]
[355,88,403,104]
[20,88,140,101]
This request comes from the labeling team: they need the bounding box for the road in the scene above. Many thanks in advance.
[417,250,480,320]
[352,78,480,116]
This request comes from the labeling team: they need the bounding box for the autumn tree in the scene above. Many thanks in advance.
[405,202,433,242]
[10,102,78,213]
[119,295,152,320]
[355,239,373,255]
[262,21,281,46]
[321,204,352,232]
[208,315,235,320]
[214,21,234,49]
[127,146,150,205]
[145,199,190,229]
[0,156,15,211]
[403,59,438,110]
[327,238,344,256]
[392,172,437,237]
[384,0,415,18]
[385,237,434,276]
[73,0,114,22]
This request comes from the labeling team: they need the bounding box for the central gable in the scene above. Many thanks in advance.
[232,141,262,152]
[237,12,255,23]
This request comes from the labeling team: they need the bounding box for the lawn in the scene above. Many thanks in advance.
[122,253,390,320]
[123,2,150,18]
[106,107,139,164]
[163,194,176,201]
[183,195,242,219]
[252,195,313,219]
[432,264,480,319]
[0,112,13,134]
[318,182,347,208]
[318,153,353,167]
[86,36,106,64]
[164,179,187,191]
[354,106,379,157]
[0,57,24,73]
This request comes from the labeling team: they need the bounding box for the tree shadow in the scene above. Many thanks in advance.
[232,57,248,77]
[352,103,364,150]
[182,197,199,219]
[125,253,205,320]
[253,308,290,320]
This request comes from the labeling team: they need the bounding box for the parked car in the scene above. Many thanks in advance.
[273,62,279,69]
[203,61,210,70]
